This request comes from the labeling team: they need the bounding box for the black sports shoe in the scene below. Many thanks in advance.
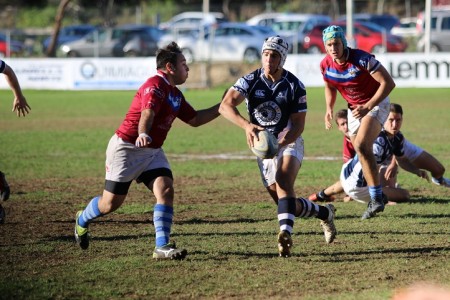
[0,172,10,201]
[361,199,385,220]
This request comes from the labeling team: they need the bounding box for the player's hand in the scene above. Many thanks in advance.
[417,170,430,182]
[384,164,398,180]
[135,133,152,148]
[324,111,333,130]
[350,105,370,120]
[245,123,264,148]
[12,96,31,117]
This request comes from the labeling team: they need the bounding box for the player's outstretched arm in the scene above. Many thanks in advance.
[3,64,30,117]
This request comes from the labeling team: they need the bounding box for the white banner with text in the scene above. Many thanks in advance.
[1,53,449,90]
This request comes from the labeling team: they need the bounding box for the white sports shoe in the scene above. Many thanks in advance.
[153,242,187,260]
[431,177,450,188]
[321,204,337,243]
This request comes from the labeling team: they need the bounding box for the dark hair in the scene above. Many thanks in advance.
[390,103,403,115]
[335,109,347,124]
[156,42,182,70]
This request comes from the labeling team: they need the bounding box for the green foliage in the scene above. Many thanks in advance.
[16,6,58,28]
[0,88,449,299]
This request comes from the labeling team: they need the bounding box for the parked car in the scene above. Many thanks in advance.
[303,21,407,54]
[159,22,277,63]
[42,24,97,53]
[245,12,287,27]
[113,25,164,57]
[60,24,163,57]
[0,33,25,57]
[158,11,227,32]
[416,9,450,52]
[0,32,24,57]
[270,14,332,53]
[391,17,419,37]
[337,13,400,33]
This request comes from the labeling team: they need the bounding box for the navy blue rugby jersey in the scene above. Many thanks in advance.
[343,130,405,188]
[232,68,307,137]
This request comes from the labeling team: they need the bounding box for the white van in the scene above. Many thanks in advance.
[416,8,450,52]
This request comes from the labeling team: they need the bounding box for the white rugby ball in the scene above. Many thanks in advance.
[251,130,278,159]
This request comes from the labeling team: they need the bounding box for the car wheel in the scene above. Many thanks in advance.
[67,51,79,58]
[182,48,194,63]
[430,44,440,52]
[125,50,138,57]
[306,45,322,54]
[371,45,386,53]
[243,48,260,63]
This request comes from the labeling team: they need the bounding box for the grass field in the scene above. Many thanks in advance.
[0,87,449,299]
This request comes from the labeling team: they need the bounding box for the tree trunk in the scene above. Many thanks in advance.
[46,0,72,57]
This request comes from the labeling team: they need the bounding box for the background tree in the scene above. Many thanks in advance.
[46,0,71,57]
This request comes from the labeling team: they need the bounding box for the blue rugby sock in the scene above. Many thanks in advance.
[369,185,383,202]
[78,196,102,228]
[153,204,174,247]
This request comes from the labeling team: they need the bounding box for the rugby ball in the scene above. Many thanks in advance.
[251,130,278,159]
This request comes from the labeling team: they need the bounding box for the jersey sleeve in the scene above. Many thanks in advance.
[343,137,356,162]
[0,60,5,73]
[232,70,259,98]
[177,97,197,124]
[354,50,381,74]
[393,132,405,157]
[142,85,166,114]
[293,78,307,113]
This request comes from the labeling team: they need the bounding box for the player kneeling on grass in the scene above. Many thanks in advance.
[310,103,429,218]
[74,42,222,260]
[219,36,337,258]
[380,104,450,191]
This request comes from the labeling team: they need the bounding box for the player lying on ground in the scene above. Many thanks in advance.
[380,104,450,190]
[308,104,429,219]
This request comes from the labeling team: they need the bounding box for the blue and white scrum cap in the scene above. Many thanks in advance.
[322,25,347,49]
[262,36,289,68]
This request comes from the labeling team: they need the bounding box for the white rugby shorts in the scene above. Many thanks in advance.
[257,136,304,187]
[402,139,424,162]
[340,160,371,203]
[105,134,171,183]
[348,97,390,136]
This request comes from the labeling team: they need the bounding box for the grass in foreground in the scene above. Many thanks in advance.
[0,88,449,299]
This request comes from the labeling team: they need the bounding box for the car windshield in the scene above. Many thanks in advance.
[272,20,305,32]
[359,21,386,32]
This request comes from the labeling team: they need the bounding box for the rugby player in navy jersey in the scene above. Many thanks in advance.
[220,36,337,257]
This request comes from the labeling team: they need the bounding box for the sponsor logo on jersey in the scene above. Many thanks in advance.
[275,91,286,102]
[255,90,265,98]
[167,92,182,110]
[253,102,282,126]
[244,74,254,81]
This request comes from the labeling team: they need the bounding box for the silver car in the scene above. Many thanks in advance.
[416,9,450,52]
[159,22,279,63]
[60,25,163,57]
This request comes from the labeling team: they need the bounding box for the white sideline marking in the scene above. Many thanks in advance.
[167,153,339,161]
